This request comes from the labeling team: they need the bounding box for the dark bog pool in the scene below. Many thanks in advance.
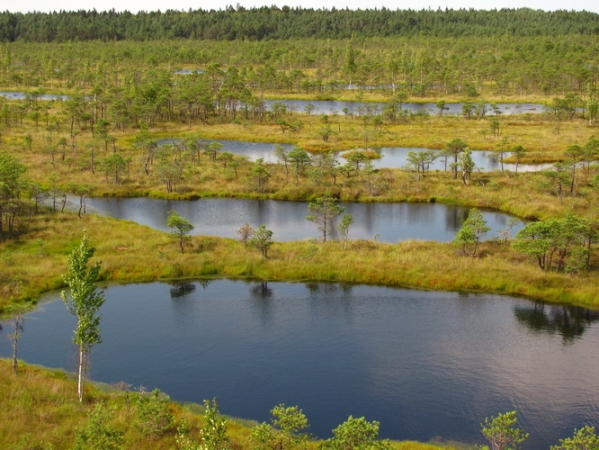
[2,280,598,448]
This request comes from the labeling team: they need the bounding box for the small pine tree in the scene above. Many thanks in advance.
[453,208,490,256]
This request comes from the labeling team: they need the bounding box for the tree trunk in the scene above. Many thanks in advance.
[78,348,85,403]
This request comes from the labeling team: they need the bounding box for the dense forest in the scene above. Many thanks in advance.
[1,8,599,42]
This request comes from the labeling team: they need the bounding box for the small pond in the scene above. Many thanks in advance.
[264,99,544,116]
[1,280,598,449]
[74,197,523,242]
[158,139,547,172]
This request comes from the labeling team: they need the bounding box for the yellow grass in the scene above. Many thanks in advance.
[2,211,599,313]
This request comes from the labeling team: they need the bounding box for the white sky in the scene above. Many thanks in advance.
[4,0,599,14]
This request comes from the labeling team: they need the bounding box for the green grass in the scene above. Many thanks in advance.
[2,211,599,313]
[0,360,456,450]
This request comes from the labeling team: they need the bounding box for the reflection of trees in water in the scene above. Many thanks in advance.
[514,302,599,343]
[169,280,211,299]
[248,282,273,327]
[445,206,469,233]
[305,282,352,297]
[169,282,197,299]
[250,281,272,299]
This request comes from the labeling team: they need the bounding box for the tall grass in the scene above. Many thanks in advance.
[2,212,599,312]
[0,360,454,450]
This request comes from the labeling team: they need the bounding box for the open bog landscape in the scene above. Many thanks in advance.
[1,7,599,450]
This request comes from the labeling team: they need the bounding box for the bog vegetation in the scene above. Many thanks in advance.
[1,7,599,449]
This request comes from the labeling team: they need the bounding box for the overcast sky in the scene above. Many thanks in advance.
[5,0,599,14]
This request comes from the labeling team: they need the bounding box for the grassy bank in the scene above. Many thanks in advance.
[0,360,453,450]
[2,211,598,313]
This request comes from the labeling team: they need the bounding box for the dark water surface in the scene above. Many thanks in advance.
[77,197,523,242]
[1,280,598,449]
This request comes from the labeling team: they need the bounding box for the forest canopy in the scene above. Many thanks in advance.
[1,7,599,42]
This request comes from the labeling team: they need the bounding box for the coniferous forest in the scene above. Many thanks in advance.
[1,7,599,42]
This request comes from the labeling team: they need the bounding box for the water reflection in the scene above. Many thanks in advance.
[0,92,543,117]
[76,197,524,243]
[250,281,273,299]
[264,99,544,117]
[514,303,599,343]
[169,282,196,299]
[1,280,598,449]
[157,138,547,172]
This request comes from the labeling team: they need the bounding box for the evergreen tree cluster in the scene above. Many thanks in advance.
[1,7,599,42]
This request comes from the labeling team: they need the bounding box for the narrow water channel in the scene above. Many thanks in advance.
[74,197,523,242]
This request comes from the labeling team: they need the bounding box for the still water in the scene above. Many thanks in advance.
[0,91,544,116]
[264,99,544,116]
[78,197,523,242]
[1,280,598,448]
[160,139,546,172]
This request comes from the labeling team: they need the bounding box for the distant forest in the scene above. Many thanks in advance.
[1,7,599,42]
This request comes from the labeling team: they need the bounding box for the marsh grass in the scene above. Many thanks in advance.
[0,359,455,450]
[4,112,597,226]
[2,212,599,312]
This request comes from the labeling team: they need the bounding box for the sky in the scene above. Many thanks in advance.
[4,0,599,14]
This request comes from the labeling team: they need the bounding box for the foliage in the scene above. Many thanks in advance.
[237,222,255,247]
[458,149,475,185]
[199,399,230,450]
[135,389,174,438]
[307,196,345,242]
[0,360,456,449]
[0,151,27,236]
[2,302,27,373]
[513,214,596,273]
[320,416,391,450]
[249,224,274,258]
[406,150,437,181]
[60,231,105,402]
[250,404,309,450]
[176,399,230,450]
[551,425,599,450]
[453,208,490,256]
[74,403,124,450]
[2,9,599,42]
[167,210,195,253]
[338,213,354,242]
[443,138,468,180]
[250,159,271,193]
[541,163,571,202]
[510,145,527,174]
[480,411,529,450]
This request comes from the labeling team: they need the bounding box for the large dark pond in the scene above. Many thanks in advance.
[1,280,598,449]
[160,139,547,172]
[76,197,523,242]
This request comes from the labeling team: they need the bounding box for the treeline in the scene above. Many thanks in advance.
[1,7,599,42]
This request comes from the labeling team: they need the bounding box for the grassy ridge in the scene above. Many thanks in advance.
[2,211,598,312]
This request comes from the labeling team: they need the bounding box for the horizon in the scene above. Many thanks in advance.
[4,2,599,14]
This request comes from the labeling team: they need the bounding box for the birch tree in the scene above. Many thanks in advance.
[61,232,105,403]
